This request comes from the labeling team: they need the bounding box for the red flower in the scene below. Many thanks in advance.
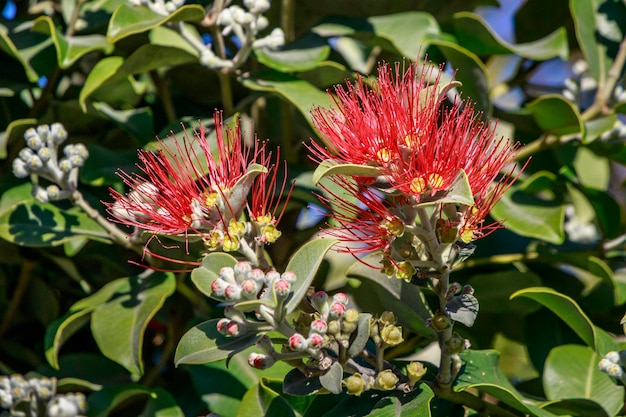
[106,111,263,239]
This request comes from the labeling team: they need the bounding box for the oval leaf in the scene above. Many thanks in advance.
[319,362,343,394]
[312,160,382,185]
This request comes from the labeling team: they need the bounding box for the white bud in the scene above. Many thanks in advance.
[571,60,588,76]
[73,143,89,159]
[255,15,269,31]
[12,159,29,178]
[28,154,43,170]
[59,158,73,172]
[34,186,49,203]
[36,124,50,142]
[47,396,79,417]
[50,123,68,144]
[26,133,44,150]
[165,1,177,12]
[69,155,85,168]
[606,351,620,364]
[38,147,52,162]
[18,147,34,162]
[46,185,61,200]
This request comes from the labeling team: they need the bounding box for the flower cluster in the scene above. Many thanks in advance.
[599,350,626,383]
[0,374,86,417]
[310,59,525,276]
[106,111,291,259]
[12,123,88,202]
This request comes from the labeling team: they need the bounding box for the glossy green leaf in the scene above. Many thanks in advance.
[44,278,129,369]
[543,345,623,416]
[0,184,111,247]
[239,70,329,126]
[92,102,154,145]
[368,384,434,417]
[191,252,238,299]
[312,160,382,185]
[284,238,338,314]
[583,115,617,144]
[528,94,585,137]
[570,0,625,84]
[283,368,323,396]
[466,271,542,315]
[237,378,294,417]
[542,398,611,417]
[80,144,141,187]
[32,16,113,69]
[319,362,343,394]
[107,4,205,43]
[88,385,184,417]
[149,24,199,57]
[580,186,622,239]
[175,319,260,365]
[367,12,440,58]
[430,40,491,114]
[254,33,330,72]
[347,313,371,357]
[79,45,196,110]
[510,287,619,354]
[491,175,565,244]
[91,271,176,375]
[455,350,555,417]
[0,21,53,82]
[347,254,434,337]
[452,12,568,60]
[0,118,37,159]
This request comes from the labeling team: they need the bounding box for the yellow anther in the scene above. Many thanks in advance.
[427,173,444,189]
[410,177,426,194]
[261,224,282,243]
[222,234,240,252]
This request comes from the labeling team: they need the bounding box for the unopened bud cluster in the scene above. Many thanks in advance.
[12,123,87,202]
[128,0,185,15]
[199,0,284,69]
[0,374,86,417]
[599,350,626,383]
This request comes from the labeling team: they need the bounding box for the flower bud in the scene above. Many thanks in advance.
[18,147,34,162]
[216,318,231,334]
[395,261,415,281]
[288,333,308,351]
[462,285,474,295]
[255,334,275,354]
[47,396,78,417]
[606,363,624,379]
[274,279,291,299]
[375,370,399,391]
[308,333,324,349]
[379,311,396,325]
[26,132,43,150]
[219,266,236,284]
[599,358,613,372]
[36,124,50,142]
[407,362,427,386]
[12,159,29,178]
[310,319,328,335]
[59,158,73,172]
[224,285,242,301]
[264,270,281,285]
[211,278,229,297]
[234,261,252,277]
[447,282,461,299]
[447,334,465,354]
[34,186,49,203]
[431,311,451,331]
[247,268,265,283]
[344,373,366,396]
[311,291,329,316]
[38,147,52,162]
[327,320,341,336]
[0,390,12,408]
[329,301,346,320]
[248,352,275,369]
[380,324,403,347]
[28,154,43,170]
[50,123,67,144]
[341,309,359,334]
[606,351,620,363]
[281,271,297,283]
[332,292,349,305]
[241,279,259,299]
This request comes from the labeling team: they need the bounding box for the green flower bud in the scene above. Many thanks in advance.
[341,308,360,334]
[375,370,399,391]
[379,311,396,325]
[327,319,341,336]
[395,261,415,281]
[380,324,403,347]
[344,373,366,396]
[407,361,427,386]
[431,311,451,332]
[446,333,465,354]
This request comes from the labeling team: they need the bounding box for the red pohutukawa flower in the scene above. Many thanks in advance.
[106,111,290,254]
[310,58,526,260]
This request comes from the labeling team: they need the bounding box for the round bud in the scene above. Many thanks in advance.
[344,373,366,396]
[329,302,346,320]
[375,370,399,391]
[12,159,29,178]
[247,268,265,283]
[288,333,308,352]
[28,154,43,170]
[431,311,451,331]
[58,158,73,172]
[46,185,61,200]
[310,319,328,335]
[274,279,291,298]
[47,396,78,417]
[224,285,242,301]
[36,124,50,142]
[234,261,252,277]
[380,324,403,347]
[241,279,259,299]
[50,123,68,144]
[308,333,324,349]
[332,292,349,305]
[281,271,297,283]
[248,352,275,369]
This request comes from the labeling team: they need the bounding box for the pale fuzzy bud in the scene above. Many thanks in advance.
[12,159,29,178]
[308,333,324,349]
[310,319,328,335]
[380,324,403,347]
[606,363,624,379]
[341,309,359,334]
[26,132,44,150]
[216,318,231,334]
[234,261,252,278]
[274,279,291,299]
[38,147,52,162]
[281,271,297,283]
[69,155,85,168]
[288,333,308,351]
[605,351,620,364]
[18,147,34,162]
[0,390,12,408]
[50,123,68,144]
[255,15,269,31]
[264,270,281,285]
[255,334,275,354]
[344,373,366,396]
[0,376,10,391]
[244,0,270,13]
[219,267,236,284]
[329,301,346,320]
[59,158,73,172]
[28,154,43,170]
[241,279,259,299]
[211,278,229,297]
[23,127,37,143]
[165,1,177,12]
[311,291,329,316]
[34,186,49,203]
[47,396,78,417]
[375,370,399,391]
[253,28,285,49]
[224,284,242,301]
[248,352,275,369]
[332,292,349,305]
[46,185,61,200]
[247,268,266,283]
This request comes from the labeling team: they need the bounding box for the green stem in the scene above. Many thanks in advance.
[281,0,295,43]
[0,259,35,337]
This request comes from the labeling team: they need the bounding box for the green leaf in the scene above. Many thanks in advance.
[91,271,176,375]
[579,186,622,239]
[237,378,295,417]
[239,70,329,127]
[570,0,626,84]
[445,294,479,327]
[510,287,619,354]
[430,40,491,114]
[527,95,584,137]
[175,319,260,365]
[88,385,184,417]
[467,271,543,315]
[319,362,343,394]
[367,384,434,417]
[455,350,555,417]
[32,16,113,68]
[366,12,440,58]
[283,368,323,396]
[44,278,129,370]
[543,345,623,417]
[80,144,142,187]
[0,21,53,82]
[347,313,371,357]
[416,169,474,208]
[312,160,382,185]
[284,238,338,314]
[0,118,37,159]
[191,252,238,299]
[107,4,205,43]
[583,115,617,145]
[0,184,111,247]
[452,12,568,60]
[542,398,612,417]
[92,102,154,145]
[254,32,330,72]
[80,44,197,110]
[490,173,565,244]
